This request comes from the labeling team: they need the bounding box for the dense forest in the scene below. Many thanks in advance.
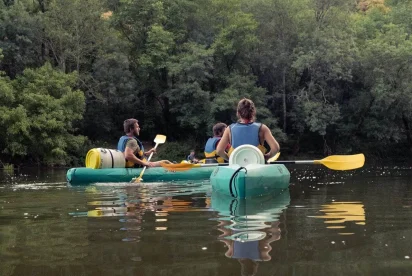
[0,0,412,166]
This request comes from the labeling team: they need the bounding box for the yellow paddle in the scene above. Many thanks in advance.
[160,153,365,172]
[267,152,281,162]
[133,134,166,182]
[159,151,281,172]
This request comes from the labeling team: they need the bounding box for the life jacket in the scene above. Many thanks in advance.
[227,122,267,156]
[117,135,147,168]
[204,137,226,163]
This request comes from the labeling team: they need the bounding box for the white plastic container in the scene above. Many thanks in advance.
[85,148,126,169]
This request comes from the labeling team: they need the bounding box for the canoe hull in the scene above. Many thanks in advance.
[67,166,215,185]
[210,164,290,198]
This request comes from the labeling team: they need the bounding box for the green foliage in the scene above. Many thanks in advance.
[43,0,106,72]
[0,63,86,165]
[166,43,214,133]
[0,2,43,77]
[139,24,174,69]
[2,0,412,165]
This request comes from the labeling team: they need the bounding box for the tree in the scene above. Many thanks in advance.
[0,1,43,77]
[43,0,106,73]
[0,63,86,165]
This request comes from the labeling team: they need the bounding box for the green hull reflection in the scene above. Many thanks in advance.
[212,189,290,274]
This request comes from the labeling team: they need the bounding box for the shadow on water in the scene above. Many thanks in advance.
[210,190,290,276]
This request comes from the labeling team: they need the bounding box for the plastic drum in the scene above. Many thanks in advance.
[85,148,125,169]
[229,145,265,166]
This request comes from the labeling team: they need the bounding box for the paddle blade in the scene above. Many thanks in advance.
[160,162,199,171]
[316,154,365,170]
[267,152,280,162]
[134,176,143,182]
[154,134,166,144]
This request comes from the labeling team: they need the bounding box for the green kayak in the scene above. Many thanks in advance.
[210,164,290,198]
[66,166,215,185]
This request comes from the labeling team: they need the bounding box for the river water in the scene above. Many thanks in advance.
[1,165,412,275]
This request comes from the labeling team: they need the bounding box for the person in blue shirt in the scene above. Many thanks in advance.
[117,118,171,167]
[204,123,230,163]
[216,98,280,162]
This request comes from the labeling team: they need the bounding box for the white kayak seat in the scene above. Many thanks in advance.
[229,145,265,166]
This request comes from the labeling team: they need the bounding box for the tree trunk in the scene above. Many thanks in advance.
[282,68,287,132]
[163,97,170,137]
[37,0,46,12]
[402,114,412,154]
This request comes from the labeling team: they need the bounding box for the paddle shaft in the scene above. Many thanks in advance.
[136,143,159,179]
[189,160,316,168]
[270,160,317,165]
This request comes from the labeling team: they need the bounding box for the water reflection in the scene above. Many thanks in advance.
[70,181,212,244]
[309,201,366,235]
[211,190,290,275]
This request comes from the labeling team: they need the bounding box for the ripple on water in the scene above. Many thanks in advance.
[2,182,67,190]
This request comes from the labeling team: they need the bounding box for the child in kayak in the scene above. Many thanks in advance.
[186,150,199,164]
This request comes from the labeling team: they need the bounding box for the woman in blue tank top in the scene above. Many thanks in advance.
[216,98,280,162]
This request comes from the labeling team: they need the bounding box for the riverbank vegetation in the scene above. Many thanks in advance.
[1,0,412,166]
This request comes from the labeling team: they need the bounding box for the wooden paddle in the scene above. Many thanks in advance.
[160,153,365,172]
[133,134,166,182]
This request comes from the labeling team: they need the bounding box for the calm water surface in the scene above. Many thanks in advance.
[1,165,412,275]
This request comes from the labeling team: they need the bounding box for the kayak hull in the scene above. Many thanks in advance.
[210,164,290,198]
[67,166,215,185]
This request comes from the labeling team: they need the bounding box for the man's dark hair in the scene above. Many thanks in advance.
[213,122,227,136]
[124,118,138,133]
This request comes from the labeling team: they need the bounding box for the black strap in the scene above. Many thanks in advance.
[229,198,238,216]
[229,166,247,198]
[108,149,114,168]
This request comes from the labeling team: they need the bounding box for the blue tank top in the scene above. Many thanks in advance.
[117,136,144,154]
[205,137,221,153]
[229,122,262,149]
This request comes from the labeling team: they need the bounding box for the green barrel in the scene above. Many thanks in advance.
[67,166,215,185]
[210,164,290,198]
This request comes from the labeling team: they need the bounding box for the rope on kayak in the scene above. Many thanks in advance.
[229,166,247,198]
[229,198,238,216]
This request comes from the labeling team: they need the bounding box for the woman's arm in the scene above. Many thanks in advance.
[261,124,280,159]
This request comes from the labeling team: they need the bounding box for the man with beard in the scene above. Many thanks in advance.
[117,118,171,168]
